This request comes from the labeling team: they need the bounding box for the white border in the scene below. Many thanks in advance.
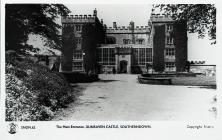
[1,0,222,140]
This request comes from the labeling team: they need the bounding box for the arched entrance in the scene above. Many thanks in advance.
[119,60,128,73]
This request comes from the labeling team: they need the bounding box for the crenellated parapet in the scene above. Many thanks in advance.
[188,61,206,65]
[61,14,97,23]
[150,13,173,23]
[106,26,151,34]
[62,14,96,19]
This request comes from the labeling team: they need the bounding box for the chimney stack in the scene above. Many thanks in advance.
[129,21,134,30]
[129,21,135,44]
[113,22,117,29]
[93,8,97,17]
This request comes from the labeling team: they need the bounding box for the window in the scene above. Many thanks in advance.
[132,48,152,66]
[139,48,146,65]
[166,48,175,56]
[165,62,175,69]
[138,39,144,44]
[75,38,81,45]
[146,48,152,62]
[76,25,81,32]
[123,39,130,44]
[165,62,175,71]
[100,48,115,65]
[109,48,115,65]
[167,36,173,45]
[73,50,83,60]
[73,62,83,71]
[103,48,109,65]
[166,24,173,31]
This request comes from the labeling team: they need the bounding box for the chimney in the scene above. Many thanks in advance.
[129,21,135,44]
[93,8,97,17]
[129,21,134,30]
[113,22,117,29]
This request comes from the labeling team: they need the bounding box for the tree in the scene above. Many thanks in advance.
[5,4,70,54]
[152,4,216,44]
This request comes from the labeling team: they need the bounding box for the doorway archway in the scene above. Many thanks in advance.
[119,60,128,73]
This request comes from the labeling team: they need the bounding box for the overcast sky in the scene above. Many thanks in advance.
[65,4,153,27]
[29,4,217,64]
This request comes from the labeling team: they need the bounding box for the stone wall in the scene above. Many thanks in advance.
[61,11,105,73]
[106,30,150,45]
[61,24,75,71]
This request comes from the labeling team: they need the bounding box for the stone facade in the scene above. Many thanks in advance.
[61,10,188,74]
[97,21,152,74]
[61,9,105,74]
[150,14,187,72]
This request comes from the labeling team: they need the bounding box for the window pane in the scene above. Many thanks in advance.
[139,48,145,65]
[166,48,175,56]
[133,48,139,65]
[73,50,83,60]
[146,48,152,62]
[103,48,108,65]
[73,62,83,71]
[109,48,115,65]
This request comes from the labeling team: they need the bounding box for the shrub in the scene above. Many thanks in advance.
[5,57,73,121]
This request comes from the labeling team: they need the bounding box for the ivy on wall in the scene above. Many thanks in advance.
[61,25,75,71]
[153,25,165,72]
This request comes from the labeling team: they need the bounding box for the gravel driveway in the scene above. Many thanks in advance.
[53,74,217,121]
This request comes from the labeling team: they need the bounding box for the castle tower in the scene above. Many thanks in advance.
[150,14,187,72]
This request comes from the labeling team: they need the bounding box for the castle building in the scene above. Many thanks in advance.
[61,9,187,74]
[61,9,105,74]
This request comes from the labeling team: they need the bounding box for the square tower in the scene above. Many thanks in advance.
[150,14,187,72]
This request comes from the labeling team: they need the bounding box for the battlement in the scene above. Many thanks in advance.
[106,26,150,31]
[61,14,100,23]
[150,13,173,22]
[188,61,206,65]
[62,14,96,20]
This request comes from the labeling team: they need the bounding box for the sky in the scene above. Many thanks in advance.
[29,4,217,64]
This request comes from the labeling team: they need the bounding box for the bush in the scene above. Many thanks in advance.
[5,57,73,121]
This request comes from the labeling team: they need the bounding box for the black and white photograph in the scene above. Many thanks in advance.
[0,0,221,139]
